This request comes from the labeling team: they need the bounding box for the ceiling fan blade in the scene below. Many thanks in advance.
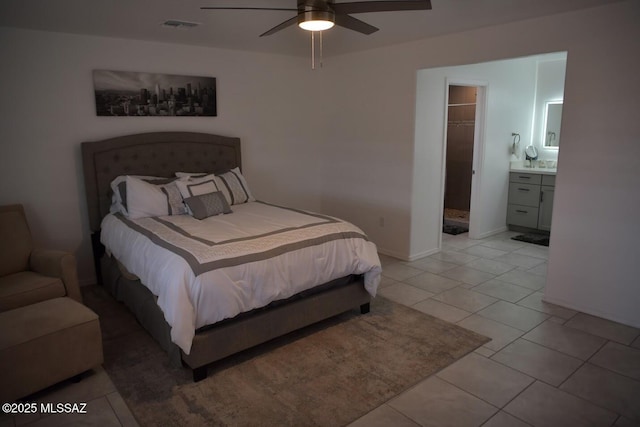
[200,7,297,11]
[259,15,299,37]
[333,0,431,15]
[334,14,379,35]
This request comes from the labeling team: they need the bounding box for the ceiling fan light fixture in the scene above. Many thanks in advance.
[298,10,335,31]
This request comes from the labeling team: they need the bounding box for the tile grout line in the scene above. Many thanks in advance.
[551,354,626,423]
[432,374,500,418]
[105,392,127,427]
[581,339,640,384]
[377,237,637,425]
[433,348,540,424]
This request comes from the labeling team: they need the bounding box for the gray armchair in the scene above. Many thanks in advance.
[0,204,81,312]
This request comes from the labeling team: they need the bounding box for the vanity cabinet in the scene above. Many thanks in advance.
[538,175,555,231]
[507,172,555,231]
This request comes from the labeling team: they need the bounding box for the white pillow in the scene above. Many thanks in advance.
[109,175,166,215]
[125,176,187,219]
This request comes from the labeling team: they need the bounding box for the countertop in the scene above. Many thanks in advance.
[510,166,557,175]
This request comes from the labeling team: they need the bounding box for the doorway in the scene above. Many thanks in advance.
[443,85,478,236]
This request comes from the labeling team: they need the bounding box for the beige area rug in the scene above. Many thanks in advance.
[444,208,470,223]
[84,285,489,427]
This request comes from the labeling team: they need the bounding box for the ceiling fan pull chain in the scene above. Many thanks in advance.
[320,31,323,69]
[311,31,315,70]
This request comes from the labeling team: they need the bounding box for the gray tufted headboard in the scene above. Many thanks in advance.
[81,131,241,232]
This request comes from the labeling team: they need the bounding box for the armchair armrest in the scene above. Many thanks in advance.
[30,250,82,303]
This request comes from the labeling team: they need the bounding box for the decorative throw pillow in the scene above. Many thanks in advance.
[161,182,188,216]
[175,175,221,199]
[184,191,232,220]
[215,168,255,205]
[175,168,254,206]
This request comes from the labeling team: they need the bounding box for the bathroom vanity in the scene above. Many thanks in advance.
[507,166,556,232]
[506,59,563,234]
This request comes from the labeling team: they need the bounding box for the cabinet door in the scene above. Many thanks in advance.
[507,205,540,228]
[509,183,541,207]
[542,175,556,186]
[510,172,542,185]
[538,185,555,231]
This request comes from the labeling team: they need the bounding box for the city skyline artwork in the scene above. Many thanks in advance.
[93,70,216,117]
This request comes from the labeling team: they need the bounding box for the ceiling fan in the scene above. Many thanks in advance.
[201,0,432,37]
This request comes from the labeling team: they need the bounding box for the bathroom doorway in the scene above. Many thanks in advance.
[443,85,478,235]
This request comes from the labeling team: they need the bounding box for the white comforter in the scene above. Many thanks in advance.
[101,202,381,354]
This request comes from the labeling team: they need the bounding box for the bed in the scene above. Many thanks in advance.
[81,131,381,381]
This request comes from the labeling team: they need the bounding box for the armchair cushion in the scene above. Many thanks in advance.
[30,250,82,303]
[0,204,82,308]
[0,272,65,312]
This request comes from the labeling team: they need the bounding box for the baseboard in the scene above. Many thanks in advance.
[406,248,441,262]
[376,247,411,262]
[377,246,442,262]
[471,226,508,240]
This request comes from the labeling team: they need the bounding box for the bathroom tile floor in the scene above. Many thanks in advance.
[4,231,639,426]
[349,230,640,427]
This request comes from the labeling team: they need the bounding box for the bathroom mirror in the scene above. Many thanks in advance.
[543,101,563,148]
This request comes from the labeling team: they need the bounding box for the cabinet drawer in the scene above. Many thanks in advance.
[510,172,542,185]
[509,183,540,207]
[542,175,556,186]
[507,204,539,228]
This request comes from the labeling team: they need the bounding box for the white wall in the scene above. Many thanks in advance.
[543,2,640,327]
[321,1,640,327]
[412,57,539,258]
[319,42,425,259]
[0,28,325,284]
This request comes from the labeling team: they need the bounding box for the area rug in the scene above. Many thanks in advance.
[444,208,470,222]
[84,286,489,427]
[512,233,550,247]
[443,224,469,235]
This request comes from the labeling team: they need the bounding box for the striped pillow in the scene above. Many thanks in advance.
[215,168,254,205]
[175,168,254,206]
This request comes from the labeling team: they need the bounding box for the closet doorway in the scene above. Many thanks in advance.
[443,84,480,236]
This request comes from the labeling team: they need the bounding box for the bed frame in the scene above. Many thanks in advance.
[81,131,370,381]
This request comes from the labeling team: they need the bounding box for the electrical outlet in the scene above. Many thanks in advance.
[379,217,385,227]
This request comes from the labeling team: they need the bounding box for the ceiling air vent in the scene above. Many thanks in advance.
[162,20,201,29]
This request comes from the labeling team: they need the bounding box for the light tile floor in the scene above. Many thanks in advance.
[1,367,138,427]
[4,231,639,426]
[349,230,640,427]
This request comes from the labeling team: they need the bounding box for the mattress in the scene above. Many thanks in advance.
[101,201,381,354]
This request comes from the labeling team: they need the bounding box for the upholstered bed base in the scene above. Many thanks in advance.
[82,132,372,381]
[101,252,370,381]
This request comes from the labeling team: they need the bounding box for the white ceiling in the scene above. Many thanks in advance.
[0,0,624,57]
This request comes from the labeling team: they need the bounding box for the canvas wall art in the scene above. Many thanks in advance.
[93,70,217,117]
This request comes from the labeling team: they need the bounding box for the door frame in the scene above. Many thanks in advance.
[440,78,488,244]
